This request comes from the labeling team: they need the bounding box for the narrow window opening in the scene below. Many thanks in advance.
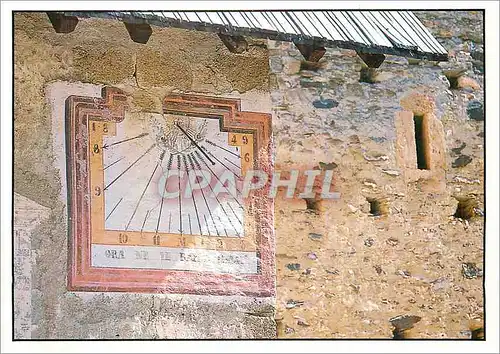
[413,115,429,170]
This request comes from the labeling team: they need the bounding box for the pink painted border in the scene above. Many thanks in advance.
[66,88,275,296]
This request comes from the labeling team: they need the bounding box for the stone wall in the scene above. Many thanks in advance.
[270,11,484,338]
[14,12,274,339]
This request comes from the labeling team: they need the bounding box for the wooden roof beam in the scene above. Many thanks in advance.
[46,12,79,33]
[124,22,153,44]
[217,33,248,54]
[357,51,386,68]
[293,41,326,62]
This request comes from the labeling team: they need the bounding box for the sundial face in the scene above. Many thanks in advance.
[65,88,274,296]
[100,113,247,239]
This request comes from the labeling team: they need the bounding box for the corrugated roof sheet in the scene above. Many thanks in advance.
[64,11,449,61]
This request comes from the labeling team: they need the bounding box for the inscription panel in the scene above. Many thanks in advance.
[91,245,258,274]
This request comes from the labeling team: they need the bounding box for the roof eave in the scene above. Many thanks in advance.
[59,11,449,62]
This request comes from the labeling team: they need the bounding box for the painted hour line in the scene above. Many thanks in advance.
[217,215,229,237]
[187,154,219,236]
[184,154,203,236]
[206,139,241,158]
[125,156,163,231]
[194,150,243,210]
[193,151,244,216]
[105,197,123,221]
[224,157,241,170]
[141,209,151,233]
[103,156,125,171]
[102,132,149,149]
[175,123,216,165]
[201,147,242,183]
[192,153,241,235]
[156,155,173,234]
[177,154,183,235]
[104,144,156,191]
[202,214,212,236]
[202,146,241,178]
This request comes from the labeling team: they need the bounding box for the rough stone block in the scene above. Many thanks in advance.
[282,57,301,75]
[73,45,135,84]
[135,48,193,89]
[269,56,283,73]
[457,76,480,91]
[399,92,436,116]
[130,90,162,112]
[215,53,270,92]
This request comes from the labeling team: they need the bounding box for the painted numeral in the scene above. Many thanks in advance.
[178,237,186,247]
[118,233,128,244]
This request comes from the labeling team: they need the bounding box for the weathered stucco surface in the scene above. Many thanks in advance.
[14,12,274,339]
[14,12,270,206]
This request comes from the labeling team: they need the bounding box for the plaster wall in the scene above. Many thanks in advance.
[14,12,275,339]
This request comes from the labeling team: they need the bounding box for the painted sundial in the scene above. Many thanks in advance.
[102,113,245,239]
[65,88,274,296]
